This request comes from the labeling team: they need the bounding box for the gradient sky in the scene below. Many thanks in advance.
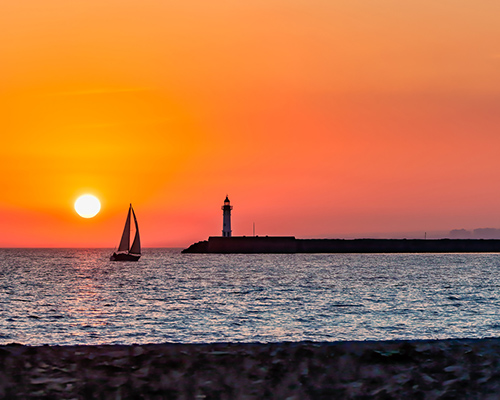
[2,1,500,247]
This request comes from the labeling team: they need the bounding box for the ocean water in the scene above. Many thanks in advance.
[1,248,500,346]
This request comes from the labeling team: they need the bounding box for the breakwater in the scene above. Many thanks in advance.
[182,236,500,253]
[2,339,500,399]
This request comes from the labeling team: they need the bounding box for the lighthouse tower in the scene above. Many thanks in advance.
[221,195,233,237]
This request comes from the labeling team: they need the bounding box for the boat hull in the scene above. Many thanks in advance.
[110,252,141,262]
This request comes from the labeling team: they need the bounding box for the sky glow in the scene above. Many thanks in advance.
[1,1,500,247]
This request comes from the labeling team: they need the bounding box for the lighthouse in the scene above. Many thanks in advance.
[221,195,233,237]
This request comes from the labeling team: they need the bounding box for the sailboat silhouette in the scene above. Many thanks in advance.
[110,204,141,261]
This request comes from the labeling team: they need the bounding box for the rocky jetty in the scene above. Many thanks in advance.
[182,237,500,253]
[1,338,500,398]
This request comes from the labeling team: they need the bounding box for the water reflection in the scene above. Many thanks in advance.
[1,249,500,345]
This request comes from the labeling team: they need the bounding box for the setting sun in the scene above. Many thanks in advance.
[74,195,101,218]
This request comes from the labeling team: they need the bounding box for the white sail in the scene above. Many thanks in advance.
[129,207,141,255]
[117,206,131,252]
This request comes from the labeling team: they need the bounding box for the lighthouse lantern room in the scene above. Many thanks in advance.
[221,195,233,237]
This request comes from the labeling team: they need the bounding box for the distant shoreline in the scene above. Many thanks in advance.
[2,338,500,398]
[182,236,500,253]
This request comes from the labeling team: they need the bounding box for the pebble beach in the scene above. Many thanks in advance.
[2,338,500,399]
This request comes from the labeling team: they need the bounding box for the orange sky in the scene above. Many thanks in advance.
[2,1,500,247]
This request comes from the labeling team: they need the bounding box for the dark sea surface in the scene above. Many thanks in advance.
[1,248,500,345]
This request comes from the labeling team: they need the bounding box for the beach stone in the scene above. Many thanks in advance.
[1,339,500,398]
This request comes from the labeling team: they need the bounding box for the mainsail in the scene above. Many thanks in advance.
[117,206,131,252]
[129,207,141,255]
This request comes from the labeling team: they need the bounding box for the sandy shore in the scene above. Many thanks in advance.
[1,338,500,399]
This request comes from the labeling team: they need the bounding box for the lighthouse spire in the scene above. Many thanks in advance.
[221,195,233,237]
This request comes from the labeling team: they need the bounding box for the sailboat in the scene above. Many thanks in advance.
[110,204,141,261]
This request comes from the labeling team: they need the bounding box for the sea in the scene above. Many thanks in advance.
[1,248,500,346]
